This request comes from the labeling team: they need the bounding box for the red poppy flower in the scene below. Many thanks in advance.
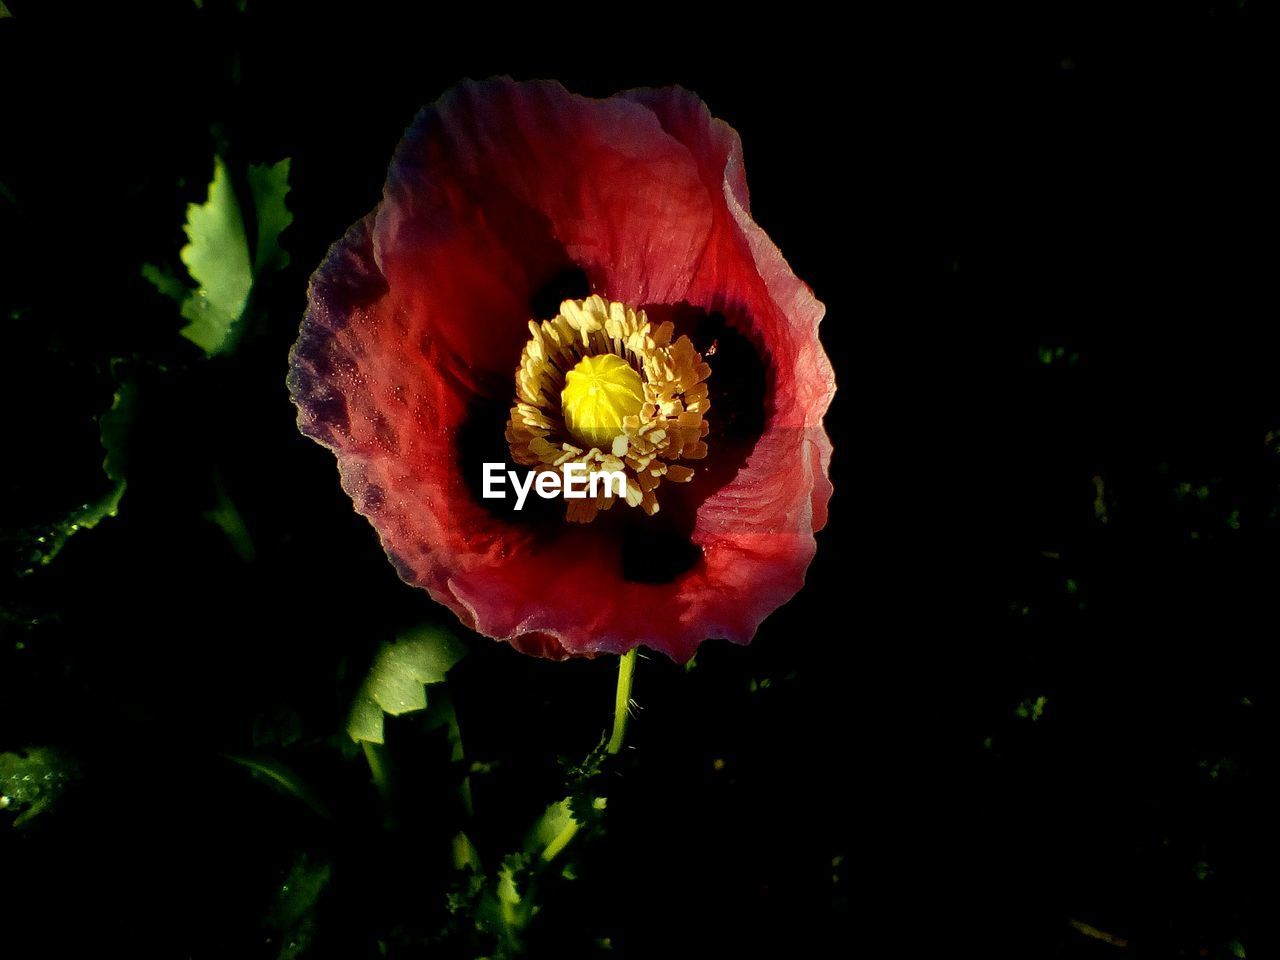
[288,79,834,662]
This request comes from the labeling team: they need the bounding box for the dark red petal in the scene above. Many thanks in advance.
[377,79,715,365]
[289,80,835,662]
[620,87,836,650]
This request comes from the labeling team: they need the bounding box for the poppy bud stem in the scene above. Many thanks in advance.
[606,648,638,755]
[538,649,640,868]
[361,741,390,799]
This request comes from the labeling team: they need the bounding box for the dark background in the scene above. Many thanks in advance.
[2,5,1276,958]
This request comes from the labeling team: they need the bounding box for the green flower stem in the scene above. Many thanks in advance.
[361,740,390,799]
[606,648,638,756]
[540,649,638,864]
[539,812,579,863]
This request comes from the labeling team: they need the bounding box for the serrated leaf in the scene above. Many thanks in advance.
[497,852,531,907]
[247,157,293,274]
[178,156,252,355]
[528,798,575,852]
[347,626,467,744]
[145,155,291,356]
[0,747,78,827]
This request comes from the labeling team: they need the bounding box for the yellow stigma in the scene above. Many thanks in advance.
[561,353,645,449]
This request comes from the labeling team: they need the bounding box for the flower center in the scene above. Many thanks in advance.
[506,295,712,523]
[561,354,645,449]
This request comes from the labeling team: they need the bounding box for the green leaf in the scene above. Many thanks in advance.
[28,482,126,572]
[177,156,253,355]
[140,261,189,304]
[0,747,78,827]
[204,469,256,562]
[266,853,332,960]
[528,798,576,855]
[561,738,609,829]
[144,155,291,356]
[346,626,468,744]
[99,377,134,484]
[224,754,332,820]
[26,378,135,571]
[247,158,293,275]
[1015,695,1048,721]
[423,691,465,763]
[453,830,482,872]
